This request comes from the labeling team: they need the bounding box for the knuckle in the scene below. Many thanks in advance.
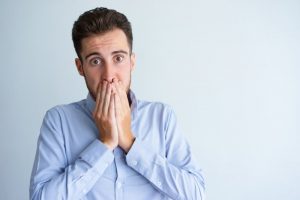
[96,113,102,119]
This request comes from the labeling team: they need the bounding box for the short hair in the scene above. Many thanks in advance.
[72,7,133,59]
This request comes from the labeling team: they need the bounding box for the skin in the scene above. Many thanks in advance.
[75,28,136,152]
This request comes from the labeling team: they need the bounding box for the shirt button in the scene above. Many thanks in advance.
[116,182,122,189]
[157,181,162,187]
[131,160,138,166]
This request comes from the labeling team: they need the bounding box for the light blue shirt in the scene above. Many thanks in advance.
[30,91,205,200]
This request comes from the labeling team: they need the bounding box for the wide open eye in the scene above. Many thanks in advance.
[90,58,102,66]
[114,55,124,63]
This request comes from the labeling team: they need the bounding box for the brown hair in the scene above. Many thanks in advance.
[72,7,133,59]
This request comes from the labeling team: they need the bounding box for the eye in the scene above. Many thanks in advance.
[90,58,102,66]
[114,55,124,63]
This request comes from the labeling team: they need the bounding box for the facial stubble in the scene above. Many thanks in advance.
[82,71,132,104]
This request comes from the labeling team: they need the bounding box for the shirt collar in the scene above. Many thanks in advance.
[86,93,96,114]
[86,89,138,122]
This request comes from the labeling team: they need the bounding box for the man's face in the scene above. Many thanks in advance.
[75,28,135,100]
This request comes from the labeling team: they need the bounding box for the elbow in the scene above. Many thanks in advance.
[189,175,205,200]
[196,177,206,200]
[30,183,45,200]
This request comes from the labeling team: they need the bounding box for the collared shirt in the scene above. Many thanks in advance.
[30,90,205,200]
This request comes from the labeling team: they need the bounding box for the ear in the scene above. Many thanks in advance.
[130,53,136,72]
[75,58,84,76]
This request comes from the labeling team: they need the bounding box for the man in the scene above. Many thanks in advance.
[30,7,205,200]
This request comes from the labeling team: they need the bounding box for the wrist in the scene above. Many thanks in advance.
[122,135,135,153]
[104,142,116,151]
[99,138,117,151]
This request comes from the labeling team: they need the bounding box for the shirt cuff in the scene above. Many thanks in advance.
[126,137,159,173]
[79,139,114,172]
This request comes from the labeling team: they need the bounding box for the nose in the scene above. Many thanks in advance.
[102,64,116,83]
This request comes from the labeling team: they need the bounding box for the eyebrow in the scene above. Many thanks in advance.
[112,50,129,55]
[84,50,129,60]
[85,52,102,60]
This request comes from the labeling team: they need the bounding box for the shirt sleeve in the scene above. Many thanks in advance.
[126,107,205,200]
[30,108,114,200]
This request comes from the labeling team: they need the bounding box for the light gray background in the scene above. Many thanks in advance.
[0,0,299,199]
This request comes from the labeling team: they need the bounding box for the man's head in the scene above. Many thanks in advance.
[72,7,133,60]
[72,7,135,100]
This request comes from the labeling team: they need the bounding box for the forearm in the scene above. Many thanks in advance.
[30,140,114,200]
[126,138,205,200]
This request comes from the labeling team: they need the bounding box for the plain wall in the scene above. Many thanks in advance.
[0,0,299,199]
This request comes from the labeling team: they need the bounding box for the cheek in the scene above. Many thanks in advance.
[118,67,132,87]
[84,70,101,89]
[117,65,129,78]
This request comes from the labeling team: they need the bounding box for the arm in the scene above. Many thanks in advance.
[30,108,114,200]
[125,108,205,200]
[111,80,205,199]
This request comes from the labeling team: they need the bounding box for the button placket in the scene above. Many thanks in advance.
[131,160,138,166]
[157,180,162,187]
[116,181,122,189]
[114,147,124,200]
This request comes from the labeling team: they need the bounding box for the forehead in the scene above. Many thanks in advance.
[80,29,130,56]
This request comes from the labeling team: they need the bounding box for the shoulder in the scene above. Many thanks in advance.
[43,99,86,120]
[136,99,177,127]
[137,99,174,113]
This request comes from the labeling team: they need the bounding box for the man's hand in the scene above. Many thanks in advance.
[93,81,118,150]
[112,79,135,153]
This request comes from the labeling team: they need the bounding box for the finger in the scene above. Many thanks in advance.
[117,80,130,108]
[109,93,115,120]
[114,86,123,119]
[98,81,107,116]
[113,80,123,102]
[114,79,122,95]
[111,81,117,96]
[112,81,124,113]
[93,82,102,116]
[103,83,112,116]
